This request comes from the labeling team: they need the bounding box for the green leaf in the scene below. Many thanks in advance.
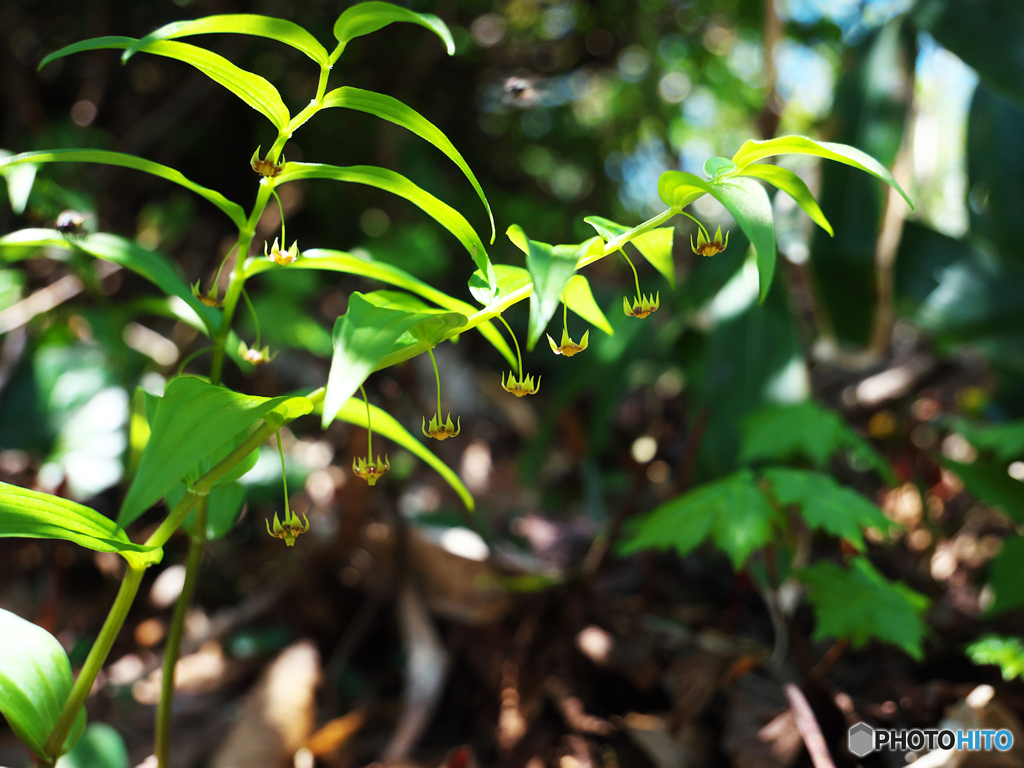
[360,290,467,346]
[0,483,161,568]
[172,481,248,541]
[619,469,776,569]
[277,162,494,290]
[988,535,1024,615]
[322,87,493,242]
[966,634,1024,681]
[40,38,290,130]
[955,419,1024,463]
[740,402,893,483]
[763,468,889,551]
[0,149,37,215]
[740,164,833,237]
[509,226,581,352]
[123,14,329,66]
[563,275,613,336]
[468,264,531,306]
[323,292,466,428]
[0,607,86,760]
[331,397,473,511]
[332,1,454,60]
[0,149,246,227]
[584,216,675,287]
[56,723,129,768]
[246,249,514,368]
[704,156,737,179]
[121,377,313,526]
[942,458,1024,525]
[0,229,221,335]
[730,135,913,209]
[797,557,929,659]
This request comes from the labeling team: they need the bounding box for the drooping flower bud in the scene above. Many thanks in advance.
[547,327,589,357]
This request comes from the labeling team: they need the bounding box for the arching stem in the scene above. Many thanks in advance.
[276,430,290,515]
[619,248,642,299]
[428,348,442,415]
[176,345,214,377]
[678,210,710,241]
[360,384,373,458]
[271,188,286,245]
[496,314,522,375]
[241,288,261,349]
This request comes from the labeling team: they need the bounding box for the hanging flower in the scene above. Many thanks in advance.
[501,370,541,397]
[547,327,589,357]
[623,292,660,319]
[423,412,461,441]
[266,507,309,547]
[191,280,221,308]
[238,340,277,365]
[691,225,729,257]
[265,238,299,266]
[353,454,390,486]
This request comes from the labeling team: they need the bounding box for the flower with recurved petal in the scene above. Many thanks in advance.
[423,412,461,441]
[250,146,284,178]
[238,340,277,365]
[547,327,589,357]
[623,292,660,319]
[266,507,309,546]
[502,370,541,397]
[191,280,221,307]
[691,226,729,257]
[265,237,299,266]
[353,454,390,486]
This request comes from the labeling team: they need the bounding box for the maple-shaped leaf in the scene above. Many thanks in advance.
[619,469,776,569]
[740,402,893,483]
[797,557,929,659]
[763,467,890,551]
[966,634,1024,681]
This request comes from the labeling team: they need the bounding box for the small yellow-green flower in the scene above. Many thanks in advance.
[423,412,461,441]
[265,237,299,266]
[191,280,221,308]
[691,226,729,257]
[353,454,390,486]
[547,327,589,357]
[238,340,277,365]
[623,292,660,319]
[266,508,309,546]
[250,146,284,178]
[502,370,541,397]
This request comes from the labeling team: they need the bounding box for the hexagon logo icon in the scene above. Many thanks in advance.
[849,722,875,757]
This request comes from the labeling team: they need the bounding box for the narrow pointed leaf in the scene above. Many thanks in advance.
[123,15,329,66]
[730,136,913,209]
[322,87,493,242]
[41,38,289,130]
[740,164,833,236]
[0,149,245,227]
[515,226,581,351]
[121,377,313,526]
[0,150,36,215]
[584,216,675,287]
[563,274,613,335]
[0,483,162,568]
[332,1,454,59]
[277,162,494,289]
[324,292,466,427]
[332,397,473,510]
[0,608,86,760]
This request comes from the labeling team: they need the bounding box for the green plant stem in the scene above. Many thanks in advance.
[175,345,214,377]
[271,188,286,244]
[360,385,373,457]
[276,430,291,515]
[677,209,710,241]
[619,249,642,299]
[241,288,261,349]
[153,501,206,768]
[43,564,146,759]
[496,314,522,375]
[428,347,442,415]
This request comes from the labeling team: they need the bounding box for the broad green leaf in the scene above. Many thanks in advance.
[988,535,1024,615]
[740,164,833,237]
[0,149,246,227]
[0,483,161,568]
[277,162,495,290]
[360,290,467,346]
[171,481,248,541]
[0,149,36,215]
[323,292,466,428]
[942,458,1024,525]
[510,226,580,351]
[322,87,493,242]
[955,419,1024,463]
[332,1,454,61]
[0,229,221,335]
[656,172,711,209]
[763,467,889,551]
[797,557,929,659]
[0,607,86,759]
[563,275,613,336]
[468,264,531,307]
[703,157,736,178]
[584,216,675,287]
[332,397,473,511]
[740,402,893,483]
[966,634,1024,681]
[56,723,129,768]
[619,469,776,569]
[121,377,313,526]
[730,136,913,209]
[246,249,514,368]
[41,38,289,130]
[123,15,329,66]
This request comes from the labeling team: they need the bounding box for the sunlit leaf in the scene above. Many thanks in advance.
[123,14,329,66]
[797,557,929,659]
[584,216,675,287]
[740,164,833,236]
[321,87,493,241]
[468,264,531,307]
[277,162,494,290]
[0,150,246,227]
[563,274,613,335]
[966,634,1024,681]
[0,607,86,760]
[332,1,454,61]
[0,149,36,215]
[510,226,581,351]
[360,290,466,345]
[730,136,913,209]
